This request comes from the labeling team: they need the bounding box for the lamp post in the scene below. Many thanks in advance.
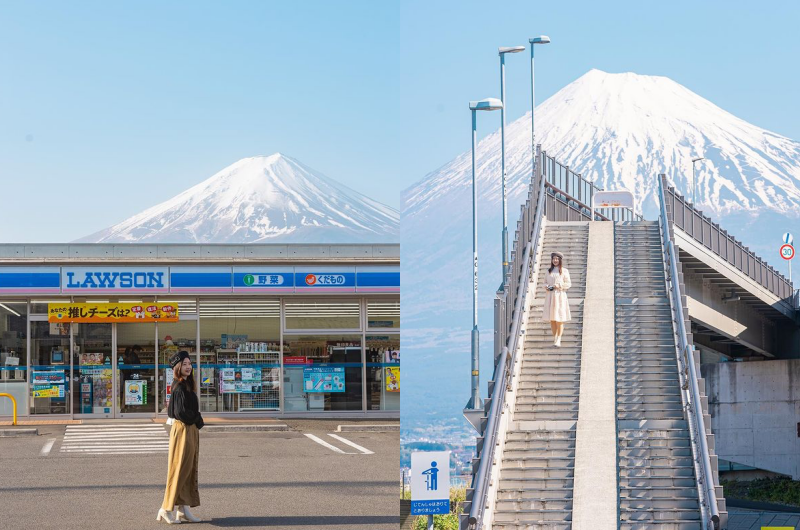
[529,36,550,186]
[692,156,704,205]
[499,45,526,285]
[465,98,503,423]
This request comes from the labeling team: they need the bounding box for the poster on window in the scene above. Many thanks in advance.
[125,380,147,405]
[165,368,174,404]
[220,367,262,394]
[32,385,65,398]
[303,367,345,393]
[385,366,400,392]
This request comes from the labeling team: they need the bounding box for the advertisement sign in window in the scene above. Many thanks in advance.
[385,367,400,392]
[220,367,262,394]
[303,367,345,393]
[125,380,147,405]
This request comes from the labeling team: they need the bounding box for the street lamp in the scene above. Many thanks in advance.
[465,97,503,422]
[529,36,550,185]
[499,45,526,285]
[692,156,704,205]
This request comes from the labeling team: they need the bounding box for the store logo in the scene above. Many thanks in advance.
[65,271,165,289]
[304,274,346,286]
[244,274,285,286]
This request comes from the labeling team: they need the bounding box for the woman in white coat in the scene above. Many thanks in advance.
[542,251,571,347]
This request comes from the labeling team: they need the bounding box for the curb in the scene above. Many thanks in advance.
[203,424,290,433]
[0,428,39,437]
[337,424,399,432]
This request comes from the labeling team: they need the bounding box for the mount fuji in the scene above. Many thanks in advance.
[76,153,399,244]
[401,69,800,433]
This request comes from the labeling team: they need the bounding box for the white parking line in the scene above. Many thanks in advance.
[327,434,374,455]
[40,438,56,457]
[304,433,353,454]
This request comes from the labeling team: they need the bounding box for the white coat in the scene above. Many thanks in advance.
[542,267,572,322]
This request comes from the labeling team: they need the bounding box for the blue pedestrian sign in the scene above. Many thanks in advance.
[411,451,451,515]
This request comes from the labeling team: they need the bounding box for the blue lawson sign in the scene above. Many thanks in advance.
[410,451,451,515]
[62,267,169,293]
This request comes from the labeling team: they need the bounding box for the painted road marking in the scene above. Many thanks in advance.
[304,433,355,454]
[61,424,169,455]
[327,434,374,454]
[40,438,56,457]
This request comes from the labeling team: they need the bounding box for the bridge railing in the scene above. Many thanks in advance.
[658,174,721,530]
[462,145,547,530]
[464,147,639,529]
[661,177,794,305]
[541,151,642,222]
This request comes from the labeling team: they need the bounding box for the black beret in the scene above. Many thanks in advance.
[169,350,191,368]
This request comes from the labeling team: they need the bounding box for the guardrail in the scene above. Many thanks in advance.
[463,146,547,530]
[658,175,720,530]
[661,177,794,304]
[541,151,642,222]
[0,393,18,425]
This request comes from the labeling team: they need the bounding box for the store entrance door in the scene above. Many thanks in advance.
[116,323,157,417]
[72,323,115,418]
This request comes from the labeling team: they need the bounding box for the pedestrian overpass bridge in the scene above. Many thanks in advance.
[461,148,799,530]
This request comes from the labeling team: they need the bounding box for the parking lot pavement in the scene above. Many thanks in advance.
[0,420,399,529]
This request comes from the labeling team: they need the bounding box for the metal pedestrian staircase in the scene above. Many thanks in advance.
[615,221,726,529]
[491,222,588,529]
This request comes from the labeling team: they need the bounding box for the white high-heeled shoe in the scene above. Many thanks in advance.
[554,336,562,347]
[156,508,182,524]
[178,505,201,523]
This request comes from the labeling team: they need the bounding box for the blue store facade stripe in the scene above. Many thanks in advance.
[0,272,61,288]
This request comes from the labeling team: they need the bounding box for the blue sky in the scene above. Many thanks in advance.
[0,1,401,242]
[398,0,800,191]
[2,1,799,242]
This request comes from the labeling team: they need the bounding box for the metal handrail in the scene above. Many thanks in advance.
[662,183,793,302]
[658,176,720,530]
[0,393,18,425]
[467,158,547,529]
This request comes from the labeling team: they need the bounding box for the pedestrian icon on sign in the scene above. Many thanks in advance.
[422,461,439,491]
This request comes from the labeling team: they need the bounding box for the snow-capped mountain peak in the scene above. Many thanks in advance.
[406,69,800,219]
[77,153,398,243]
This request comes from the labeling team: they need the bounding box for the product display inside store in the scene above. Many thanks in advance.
[3,294,399,417]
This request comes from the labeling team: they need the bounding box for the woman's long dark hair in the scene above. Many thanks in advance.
[548,255,564,274]
[173,360,196,393]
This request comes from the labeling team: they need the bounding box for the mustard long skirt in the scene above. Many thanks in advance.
[161,420,200,510]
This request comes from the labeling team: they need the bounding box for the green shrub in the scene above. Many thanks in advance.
[721,477,800,507]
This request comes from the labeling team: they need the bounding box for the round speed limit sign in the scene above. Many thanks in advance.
[780,244,795,260]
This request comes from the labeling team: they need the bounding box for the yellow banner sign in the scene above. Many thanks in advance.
[48,303,179,323]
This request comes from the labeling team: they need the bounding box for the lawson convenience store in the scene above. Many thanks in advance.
[0,244,399,420]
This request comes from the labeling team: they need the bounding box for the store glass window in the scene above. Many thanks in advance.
[0,302,28,415]
[31,299,71,314]
[366,334,399,411]
[157,320,198,415]
[367,299,400,329]
[198,299,280,413]
[30,320,70,415]
[117,322,156,414]
[284,300,360,330]
[283,334,363,412]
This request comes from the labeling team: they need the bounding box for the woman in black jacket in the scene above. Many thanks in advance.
[157,351,204,524]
